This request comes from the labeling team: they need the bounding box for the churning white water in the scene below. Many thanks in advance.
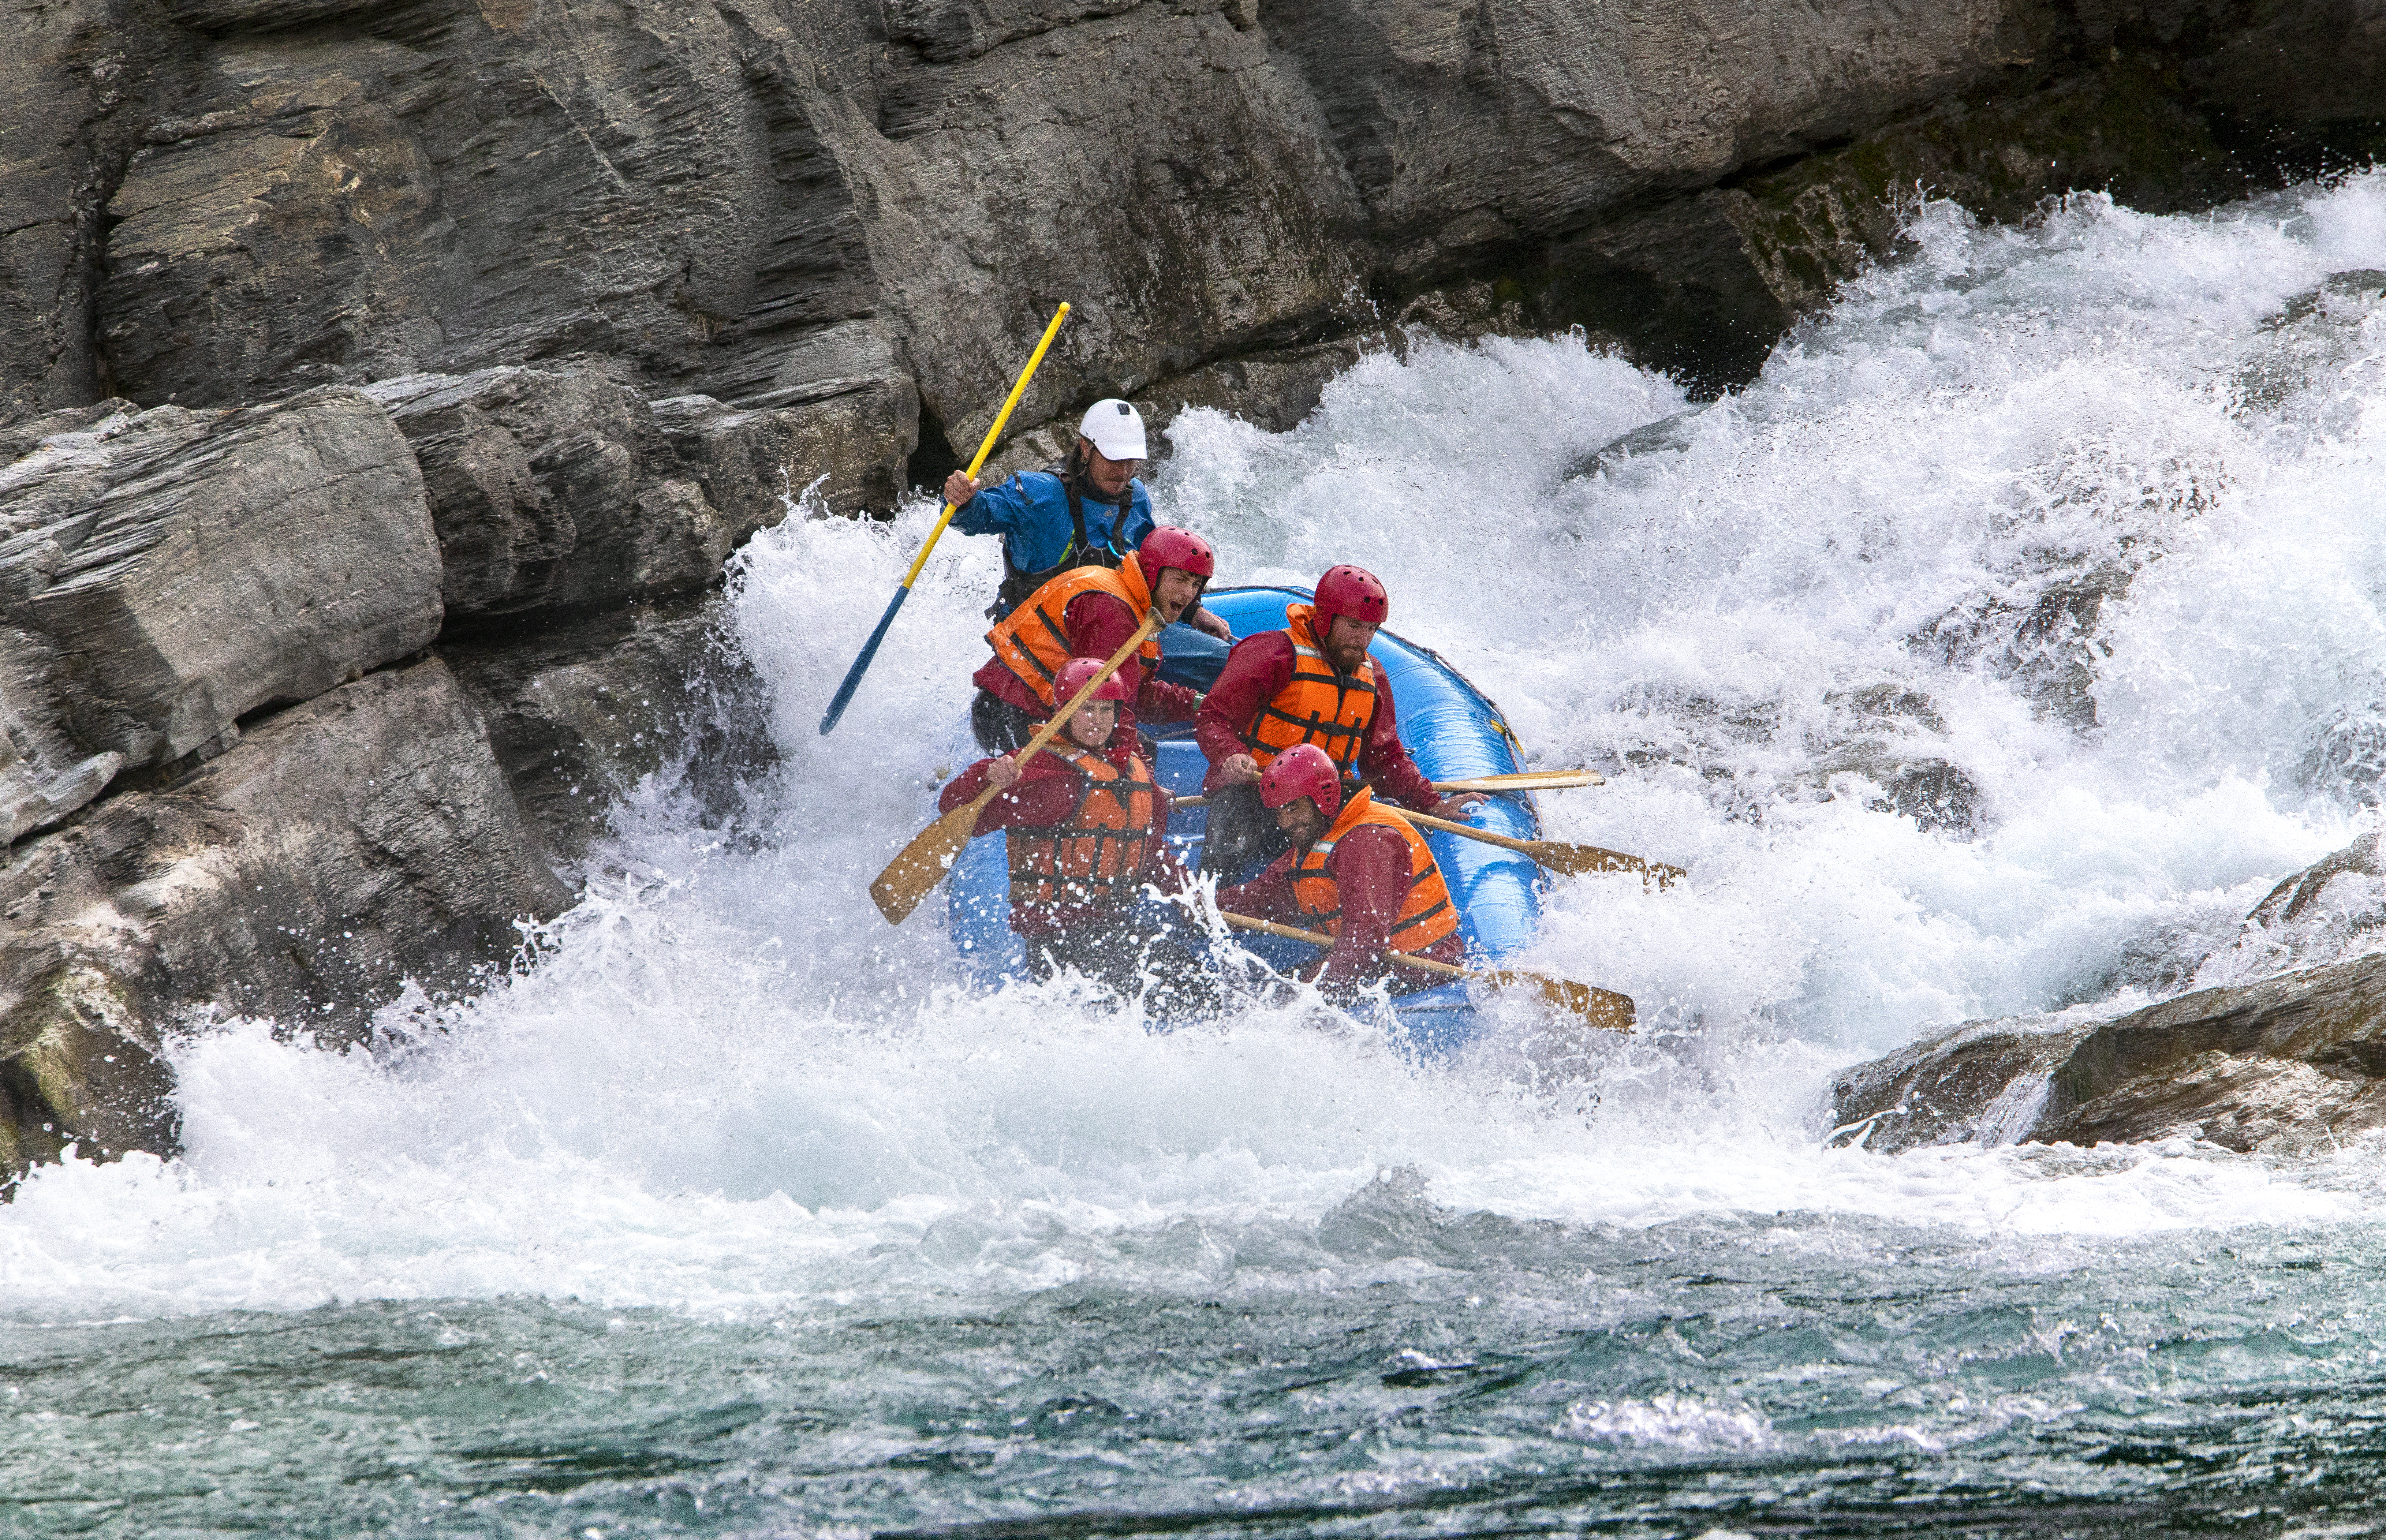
[14,179,2386,1319]
[12,175,2386,1540]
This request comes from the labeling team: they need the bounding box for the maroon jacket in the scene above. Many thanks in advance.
[938,746,1185,937]
[1194,630,1439,808]
[1217,825,1464,995]
[974,590,1201,770]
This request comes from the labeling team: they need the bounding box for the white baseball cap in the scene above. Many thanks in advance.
[1078,398,1147,460]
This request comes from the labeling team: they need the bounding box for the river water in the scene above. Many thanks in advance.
[10,176,2386,1537]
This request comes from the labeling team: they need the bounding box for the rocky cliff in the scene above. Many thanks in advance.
[5,0,2386,1180]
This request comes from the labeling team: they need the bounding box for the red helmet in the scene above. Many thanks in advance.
[1138,526,1215,586]
[1313,564,1389,627]
[1053,655,1133,706]
[1258,743,1343,817]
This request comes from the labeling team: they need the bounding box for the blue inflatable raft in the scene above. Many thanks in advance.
[945,585,1543,1054]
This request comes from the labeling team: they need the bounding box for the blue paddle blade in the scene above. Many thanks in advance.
[819,586,913,735]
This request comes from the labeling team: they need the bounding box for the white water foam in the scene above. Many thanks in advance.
[10,175,2386,1323]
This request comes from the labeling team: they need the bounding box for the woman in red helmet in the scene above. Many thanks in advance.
[1194,564,1479,876]
[940,655,1208,1003]
[972,526,1216,771]
[1214,743,1464,1000]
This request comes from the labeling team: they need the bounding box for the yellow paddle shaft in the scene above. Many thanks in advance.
[965,608,1158,817]
[899,302,1072,591]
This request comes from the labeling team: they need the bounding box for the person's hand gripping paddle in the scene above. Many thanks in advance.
[870,611,1161,924]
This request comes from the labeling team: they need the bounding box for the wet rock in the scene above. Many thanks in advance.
[1832,851,2386,1155]
[1717,58,2247,317]
[2299,701,2386,807]
[0,386,441,770]
[1830,1014,2099,1154]
[0,658,570,1178]
[2251,834,2386,934]
[2190,832,2386,989]
[2034,952,2386,1151]
[0,953,179,1180]
[1527,195,1803,395]
[444,599,774,863]
[1569,409,1708,482]
[1912,567,2129,734]
[2237,270,2386,440]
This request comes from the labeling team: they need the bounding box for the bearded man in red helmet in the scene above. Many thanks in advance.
[941,656,1207,1003]
[1216,743,1464,999]
[973,525,1216,769]
[1194,564,1479,875]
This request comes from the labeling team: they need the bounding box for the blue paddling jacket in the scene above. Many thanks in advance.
[954,464,1155,619]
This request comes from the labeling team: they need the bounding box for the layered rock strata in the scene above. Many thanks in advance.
[11,0,2386,431]
[0,374,803,1185]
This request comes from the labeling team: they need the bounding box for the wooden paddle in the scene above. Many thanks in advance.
[1169,793,1684,887]
[1431,770,1604,793]
[1392,806,1687,887]
[1218,912,1635,1033]
[870,610,1162,924]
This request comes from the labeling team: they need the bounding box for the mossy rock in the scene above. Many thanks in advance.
[0,955,180,1187]
[1723,56,2243,313]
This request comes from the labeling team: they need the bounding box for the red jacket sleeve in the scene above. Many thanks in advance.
[1063,591,1198,741]
[1356,677,1440,811]
[934,752,1082,831]
[1314,824,1415,992]
[1196,632,1296,784]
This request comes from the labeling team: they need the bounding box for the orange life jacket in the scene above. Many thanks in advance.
[1243,604,1379,778]
[1007,748,1160,911]
[985,561,1160,709]
[1289,788,1459,954]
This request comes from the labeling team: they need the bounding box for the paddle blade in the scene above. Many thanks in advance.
[870,801,984,924]
[1535,841,1686,888]
[1482,970,1636,1033]
[821,587,911,736]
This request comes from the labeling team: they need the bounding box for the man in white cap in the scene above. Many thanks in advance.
[945,398,1233,639]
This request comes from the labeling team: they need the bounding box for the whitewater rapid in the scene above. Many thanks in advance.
[10,175,2386,1327]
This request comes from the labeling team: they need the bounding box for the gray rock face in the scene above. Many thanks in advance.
[0,658,570,1173]
[2033,953,2386,1151]
[366,365,901,623]
[1264,0,2027,282]
[0,387,443,769]
[649,378,918,528]
[1833,952,2386,1156]
[90,5,882,415]
[0,0,184,422]
[14,0,2386,441]
[445,598,774,863]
